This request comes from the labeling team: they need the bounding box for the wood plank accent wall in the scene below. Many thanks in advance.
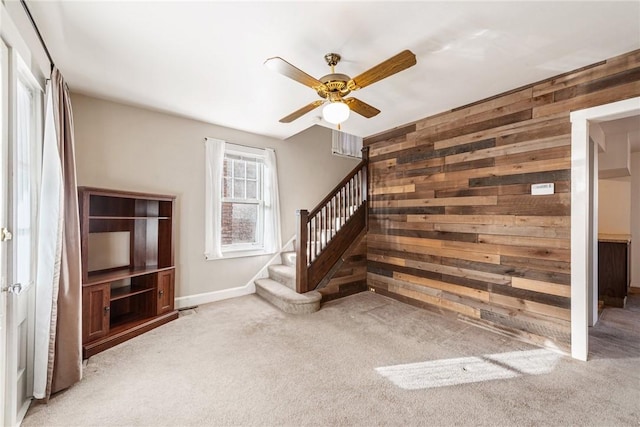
[318,233,368,303]
[363,49,640,347]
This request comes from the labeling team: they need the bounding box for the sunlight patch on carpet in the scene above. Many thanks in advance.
[376,349,560,390]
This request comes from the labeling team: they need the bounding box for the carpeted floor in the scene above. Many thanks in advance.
[23,292,640,426]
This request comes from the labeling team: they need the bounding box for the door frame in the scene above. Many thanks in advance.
[570,96,640,361]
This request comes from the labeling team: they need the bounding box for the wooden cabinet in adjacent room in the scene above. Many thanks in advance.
[78,187,179,358]
[598,237,631,308]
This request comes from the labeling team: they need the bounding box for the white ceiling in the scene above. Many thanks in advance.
[27,1,640,140]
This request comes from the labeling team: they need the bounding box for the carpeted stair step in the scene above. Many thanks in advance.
[267,264,296,290]
[255,278,321,314]
[281,251,296,267]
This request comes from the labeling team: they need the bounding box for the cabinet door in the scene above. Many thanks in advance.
[157,270,174,315]
[598,241,629,307]
[82,283,110,343]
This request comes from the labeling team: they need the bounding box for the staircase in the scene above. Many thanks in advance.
[254,250,322,314]
[296,153,368,293]
[255,147,369,314]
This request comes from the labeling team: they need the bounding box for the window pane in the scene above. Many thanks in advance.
[246,180,257,199]
[223,177,232,198]
[233,159,245,179]
[246,162,257,179]
[223,158,231,178]
[233,178,245,198]
[15,80,33,287]
[221,202,258,245]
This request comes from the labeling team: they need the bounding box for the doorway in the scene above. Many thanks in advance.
[570,96,640,361]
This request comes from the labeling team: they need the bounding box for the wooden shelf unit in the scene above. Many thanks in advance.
[79,187,178,359]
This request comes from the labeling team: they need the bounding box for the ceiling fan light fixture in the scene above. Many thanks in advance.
[322,101,350,124]
[266,50,415,124]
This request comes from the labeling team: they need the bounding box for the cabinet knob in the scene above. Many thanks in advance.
[159,290,164,298]
[104,306,110,314]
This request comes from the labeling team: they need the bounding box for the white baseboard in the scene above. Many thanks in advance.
[174,235,296,310]
[175,283,255,310]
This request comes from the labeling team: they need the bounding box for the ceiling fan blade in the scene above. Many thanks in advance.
[348,50,417,90]
[279,100,324,123]
[265,57,326,90]
[344,98,380,118]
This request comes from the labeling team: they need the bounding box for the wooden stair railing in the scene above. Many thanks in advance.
[295,148,368,293]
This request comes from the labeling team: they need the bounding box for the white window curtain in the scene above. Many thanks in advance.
[332,130,363,158]
[204,139,281,259]
[204,137,225,260]
[33,79,62,399]
[263,148,282,254]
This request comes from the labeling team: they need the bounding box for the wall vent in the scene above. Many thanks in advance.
[332,130,363,159]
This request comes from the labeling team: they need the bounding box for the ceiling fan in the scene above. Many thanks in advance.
[264,50,417,126]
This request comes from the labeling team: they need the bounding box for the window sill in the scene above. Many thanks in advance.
[206,248,273,260]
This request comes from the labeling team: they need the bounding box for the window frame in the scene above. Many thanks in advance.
[221,149,265,253]
[218,143,269,258]
[11,54,42,293]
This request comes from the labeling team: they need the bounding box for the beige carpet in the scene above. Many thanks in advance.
[23,292,640,426]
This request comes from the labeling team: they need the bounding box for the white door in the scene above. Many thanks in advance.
[2,42,40,427]
[0,37,9,427]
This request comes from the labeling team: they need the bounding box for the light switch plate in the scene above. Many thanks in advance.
[531,183,554,195]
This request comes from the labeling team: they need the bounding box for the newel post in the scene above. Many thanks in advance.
[295,209,309,293]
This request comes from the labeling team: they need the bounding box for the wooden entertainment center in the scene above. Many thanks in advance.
[79,187,178,358]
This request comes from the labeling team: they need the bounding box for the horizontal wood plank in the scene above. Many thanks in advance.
[365,124,417,146]
[511,277,571,298]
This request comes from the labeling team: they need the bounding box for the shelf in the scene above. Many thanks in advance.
[89,216,170,220]
[80,187,177,358]
[110,286,154,302]
[110,312,151,330]
[85,266,175,286]
[79,186,176,202]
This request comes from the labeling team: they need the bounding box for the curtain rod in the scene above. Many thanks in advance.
[20,0,54,72]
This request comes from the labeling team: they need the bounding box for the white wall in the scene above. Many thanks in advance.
[71,93,359,299]
[631,152,640,288]
[598,178,631,235]
[598,134,630,178]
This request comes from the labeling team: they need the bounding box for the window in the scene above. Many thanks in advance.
[222,151,264,250]
[332,129,363,159]
[204,139,281,260]
[14,72,40,292]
